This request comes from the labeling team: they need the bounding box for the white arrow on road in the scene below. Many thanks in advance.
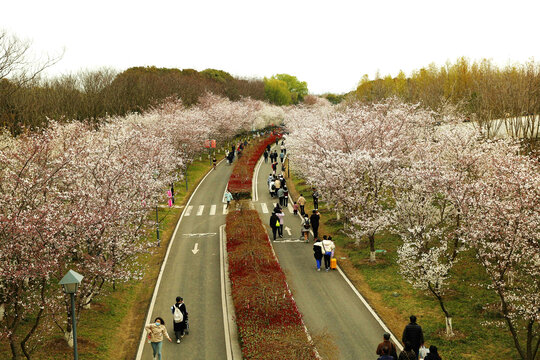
[192,243,199,254]
[285,226,291,236]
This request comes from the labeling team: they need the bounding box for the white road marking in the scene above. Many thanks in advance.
[223,204,228,214]
[285,226,292,236]
[210,204,217,215]
[185,205,193,216]
[287,203,294,213]
[192,243,199,254]
[182,233,217,237]
[197,205,205,216]
[272,239,306,243]
[261,203,269,213]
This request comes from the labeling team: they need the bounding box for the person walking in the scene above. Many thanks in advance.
[276,209,285,238]
[301,214,310,242]
[271,161,277,175]
[145,317,172,360]
[321,236,335,271]
[280,149,285,163]
[424,346,441,360]
[212,157,217,169]
[310,210,320,239]
[283,186,289,207]
[277,187,285,206]
[312,188,319,210]
[313,238,323,271]
[377,346,395,360]
[402,315,424,359]
[270,212,280,241]
[171,296,188,343]
[225,189,233,209]
[376,332,398,359]
[269,178,276,198]
[292,201,298,215]
[263,149,269,163]
[297,194,306,215]
[267,173,273,187]
[398,342,417,360]
[274,177,281,192]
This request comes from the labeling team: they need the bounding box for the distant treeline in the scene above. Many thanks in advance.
[0,66,265,135]
[353,58,540,126]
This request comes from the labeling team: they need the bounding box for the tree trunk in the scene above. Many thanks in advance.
[445,316,454,336]
[64,329,74,348]
[0,303,4,322]
[336,211,340,220]
[369,234,376,262]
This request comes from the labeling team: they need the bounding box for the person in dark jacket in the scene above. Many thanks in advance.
[269,212,280,240]
[376,332,398,359]
[263,150,269,163]
[310,210,320,239]
[171,296,188,343]
[424,345,441,360]
[402,315,424,359]
[313,238,323,271]
[398,341,417,360]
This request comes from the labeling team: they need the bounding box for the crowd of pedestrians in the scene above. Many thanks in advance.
[375,316,442,360]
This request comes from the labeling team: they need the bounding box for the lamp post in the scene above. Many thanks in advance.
[59,270,84,360]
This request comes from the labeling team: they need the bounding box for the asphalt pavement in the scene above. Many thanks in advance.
[136,157,237,360]
[253,145,401,359]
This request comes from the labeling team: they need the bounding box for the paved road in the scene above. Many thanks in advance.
[254,146,401,359]
[137,159,236,360]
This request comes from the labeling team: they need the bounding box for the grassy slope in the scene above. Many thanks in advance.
[284,167,520,360]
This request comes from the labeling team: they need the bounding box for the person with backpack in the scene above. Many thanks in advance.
[301,214,311,242]
[376,332,398,359]
[171,297,188,343]
[313,238,323,271]
[321,236,335,271]
[270,212,281,241]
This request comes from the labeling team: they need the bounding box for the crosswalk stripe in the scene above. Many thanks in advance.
[185,205,193,216]
[196,205,204,216]
[210,204,216,215]
[223,204,228,214]
[261,203,269,213]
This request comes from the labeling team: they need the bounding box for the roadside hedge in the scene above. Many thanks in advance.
[225,208,316,359]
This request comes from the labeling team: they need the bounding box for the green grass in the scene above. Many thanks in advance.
[0,155,221,360]
[286,170,522,360]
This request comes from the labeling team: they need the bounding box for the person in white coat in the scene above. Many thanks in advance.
[321,236,335,271]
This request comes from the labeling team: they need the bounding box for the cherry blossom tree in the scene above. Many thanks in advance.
[462,147,540,360]
[286,99,429,261]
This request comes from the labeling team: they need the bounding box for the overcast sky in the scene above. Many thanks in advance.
[2,0,539,94]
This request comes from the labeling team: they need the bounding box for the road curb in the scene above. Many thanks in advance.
[220,224,243,360]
